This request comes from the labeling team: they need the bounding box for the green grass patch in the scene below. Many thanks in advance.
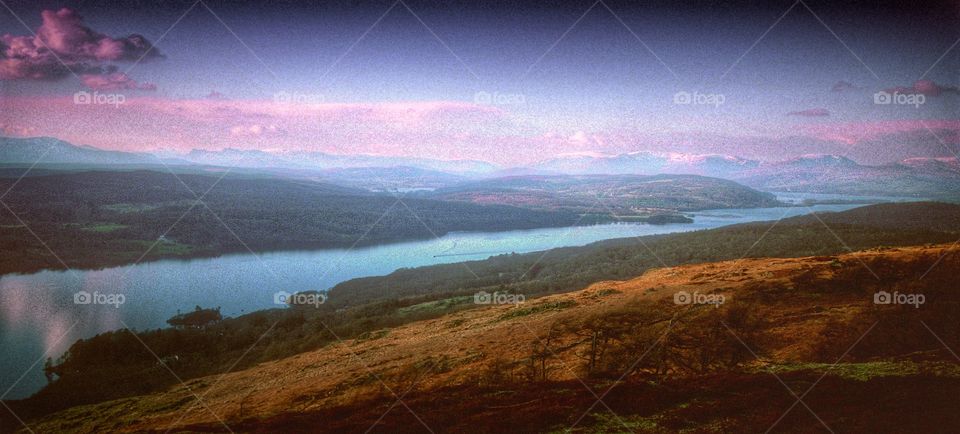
[550,412,660,433]
[397,296,474,316]
[131,240,195,256]
[354,329,389,344]
[498,300,577,321]
[81,223,129,233]
[759,361,960,381]
[101,200,194,214]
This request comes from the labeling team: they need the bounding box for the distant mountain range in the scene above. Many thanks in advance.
[733,154,960,199]
[0,137,159,165]
[530,151,960,199]
[181,148,498,175]
[532,151,759,178]
[2,136,958,199]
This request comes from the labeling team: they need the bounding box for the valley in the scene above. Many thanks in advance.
[0,167,786,275]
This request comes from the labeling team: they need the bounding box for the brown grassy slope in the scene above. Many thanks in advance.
[21,244,960,433]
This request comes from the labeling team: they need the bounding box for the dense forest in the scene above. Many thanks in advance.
[6,202,959,423]
[0,170,581,274]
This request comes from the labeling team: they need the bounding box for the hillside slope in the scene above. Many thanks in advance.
[19,244,960,433]
[0,170,578,274]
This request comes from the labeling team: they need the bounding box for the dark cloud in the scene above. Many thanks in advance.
[205,91,227,100]
[0,8,161,81]
[831,81,860,92]
[787,108,830,117]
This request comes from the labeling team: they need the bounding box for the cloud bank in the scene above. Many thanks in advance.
[0,8,160,83]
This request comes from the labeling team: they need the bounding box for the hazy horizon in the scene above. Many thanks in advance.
[2,0,958,165]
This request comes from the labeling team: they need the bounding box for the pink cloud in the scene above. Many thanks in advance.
[0,96,534,162]
[0,123,37,137]
[80,72,156,90]
[883,79,958,97]
[0,8,159,81]
[229,124,286,138]
[787,108,830,117]
[3,94,957,166]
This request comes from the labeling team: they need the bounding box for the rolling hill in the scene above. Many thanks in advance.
[420,174,783,215]
[0,170,579,274]
[13,243,959,433]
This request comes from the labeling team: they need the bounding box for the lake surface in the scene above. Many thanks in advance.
[0,200,884,398]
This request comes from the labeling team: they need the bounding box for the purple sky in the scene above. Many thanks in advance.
[1,0,958,165]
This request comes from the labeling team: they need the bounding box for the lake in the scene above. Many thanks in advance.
[0,200,883,398]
